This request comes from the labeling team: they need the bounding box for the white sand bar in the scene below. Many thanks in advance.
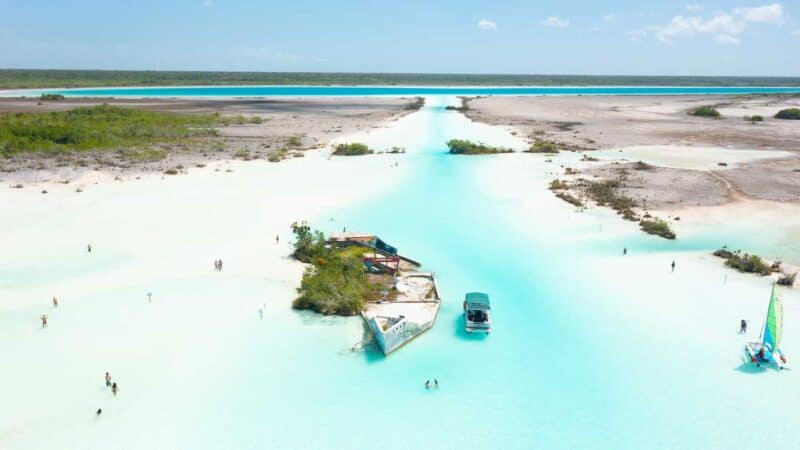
[596,145,791,171]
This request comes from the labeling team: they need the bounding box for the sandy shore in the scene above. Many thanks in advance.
[0,96,418,186]
[464,95,800,266]
[465,94,800,150]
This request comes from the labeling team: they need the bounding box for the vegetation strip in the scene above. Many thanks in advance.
[332,142,373,156]
[0,104,221,156]
[3,70,800,89]
[446,139,512,155]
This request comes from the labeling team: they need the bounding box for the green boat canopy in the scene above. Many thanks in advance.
[465,292,491,310]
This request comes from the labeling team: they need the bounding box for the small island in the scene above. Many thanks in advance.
[712,246,797,286]
[290,222,440,354]
[547,168,678,239]
[639,218,676,239]
[446,138,513,155]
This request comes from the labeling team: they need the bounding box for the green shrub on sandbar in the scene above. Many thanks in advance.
[714,247,772,275]
[333,142,373,156]
[556,192,583,207]
[775,108,800,120]
[526,140,559,154]
[639,218,676,240]
[446,139,512,155]
[689,106,720,118]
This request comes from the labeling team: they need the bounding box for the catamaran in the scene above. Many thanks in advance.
[744,284,789,370]
[464,292,491,334]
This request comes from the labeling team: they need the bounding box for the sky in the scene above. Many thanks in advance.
[0,0,799,76]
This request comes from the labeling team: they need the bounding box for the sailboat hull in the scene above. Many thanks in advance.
[744,342,788,370]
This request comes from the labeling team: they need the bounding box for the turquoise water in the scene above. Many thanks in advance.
[3,94,798,449]
[184,99,799,449]
[42,85,800,97]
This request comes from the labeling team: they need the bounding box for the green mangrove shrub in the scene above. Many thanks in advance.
[639,218,676,239]
[775,108,800,120]
[690,106,721,118]
[446,139,512,155]
[333,142,373,156]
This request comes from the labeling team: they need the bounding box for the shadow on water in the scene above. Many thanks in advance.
[355,320,387,364]
[734,362,770,375]
[453,313,490,341]
[360,342,386,364]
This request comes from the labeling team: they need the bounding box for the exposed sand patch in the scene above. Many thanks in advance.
[465,94,800,151]
[0,96,418,185]
[595,145,791,171]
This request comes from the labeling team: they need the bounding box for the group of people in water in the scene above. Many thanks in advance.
[39,296,59,328]
[213,259,224,271]
[622,247,679,273]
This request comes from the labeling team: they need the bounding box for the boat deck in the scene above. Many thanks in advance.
[362,272,441,355]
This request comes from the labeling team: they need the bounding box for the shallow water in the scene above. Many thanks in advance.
[198,97,800,449]
[2,97,798,450]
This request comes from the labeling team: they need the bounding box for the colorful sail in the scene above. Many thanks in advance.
[762,284,783,353]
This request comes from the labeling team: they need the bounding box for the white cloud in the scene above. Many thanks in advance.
[603,13,616,22]
[202,0,215,6]
[646,14,743,43]
[540,17,569,28]
[714,34,741,44]
[733,4,783,23]
[791,29,800,35]
[632,3,785,45]
[685,4,703,12]
[477,19,497,31]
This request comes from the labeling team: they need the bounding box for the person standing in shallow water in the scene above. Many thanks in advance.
[671,260,676,272]
[87,244,92,253]
[40,314,48,328]
[105,372,112,387]
[623,248,627,256]
[112,382,118,396]
[52,296,58,308]
[740,320,748,334]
